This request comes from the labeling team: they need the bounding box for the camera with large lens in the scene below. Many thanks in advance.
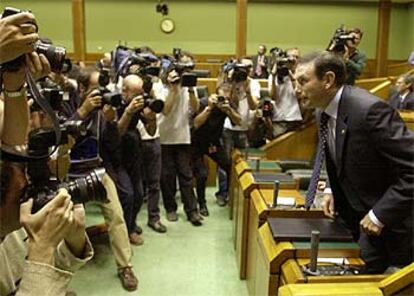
[23,123,107,213]
[1,7,71,73]
[142,93,164,114]
[327,25,356,54]
[261,98,274,118]
[275,50,295,81]
[223,60,249,83]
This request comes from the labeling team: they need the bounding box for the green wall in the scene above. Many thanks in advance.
[247,2,378,57]
[84,0,236,54]
[1,0,73,51]
[1,0,412,59]
[409,3,414,52]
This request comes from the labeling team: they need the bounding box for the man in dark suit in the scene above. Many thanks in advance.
[295,51,414,274]
[388,74,414,110]
[252,45,269,79]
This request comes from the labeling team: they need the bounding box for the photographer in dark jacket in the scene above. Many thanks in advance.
[192,83,241,215]
[343,28,367,85]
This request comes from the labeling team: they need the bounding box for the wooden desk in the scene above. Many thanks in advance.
[254,222,365,296]
[246,189,313,295]
[400,111,414,131]
[233,170,299,279]
[278,262,414,296]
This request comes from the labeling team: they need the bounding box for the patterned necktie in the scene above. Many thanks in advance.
[256,56,263,77]
[305,112,330,209]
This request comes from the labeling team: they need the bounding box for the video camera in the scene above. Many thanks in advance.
[223,60,249,83]
[327,25,356,54]
[1,7,72,73]
[269,48,295,81]
[113,46,160,79]
[166,60,197,87]
[22,122,107,213]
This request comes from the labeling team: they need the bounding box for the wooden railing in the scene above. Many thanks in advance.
[262,121,317,162]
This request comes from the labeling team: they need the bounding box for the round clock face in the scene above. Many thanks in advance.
[161,18,175,33]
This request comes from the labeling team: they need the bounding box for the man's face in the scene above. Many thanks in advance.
[395,77,410,94]
[346,32,361,49]
[258,46,266,55]
[122,80,144,103]
[294,62,329,108]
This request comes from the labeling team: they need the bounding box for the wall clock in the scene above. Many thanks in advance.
[161,18,175,34]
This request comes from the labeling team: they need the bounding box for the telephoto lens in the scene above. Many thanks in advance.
[29,168,108,213]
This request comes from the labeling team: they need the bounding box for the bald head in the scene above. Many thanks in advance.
[122,74,144,102]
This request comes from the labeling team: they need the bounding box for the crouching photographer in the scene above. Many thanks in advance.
[0,9,93,295]
[192,83,241,215]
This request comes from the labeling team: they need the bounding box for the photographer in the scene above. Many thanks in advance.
[0,47,93,295]
[158,60,203,226]
[115,74,147,242]
[248,98,276,148]
[62,68,138,291]
[215,58,260,205]
[268,48,303,137]
[192,83,241,216]
[342,28,367,85]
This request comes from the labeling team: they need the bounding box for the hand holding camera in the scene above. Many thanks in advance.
[20,188,76,264]
[126,96,145,115]
[26,51,51,81]
[102,104,116,122]
[80,89,102,116]
[0,11,38,64]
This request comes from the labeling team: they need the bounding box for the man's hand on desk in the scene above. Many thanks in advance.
[321,194,337,219]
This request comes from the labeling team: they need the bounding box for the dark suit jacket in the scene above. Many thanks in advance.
[324,86,414,232]
[388,91,414,110]
[252,54,269,79]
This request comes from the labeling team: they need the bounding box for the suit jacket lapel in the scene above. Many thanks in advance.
[335,87,349,176]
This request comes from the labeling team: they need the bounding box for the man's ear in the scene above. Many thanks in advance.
[323,71,336,90]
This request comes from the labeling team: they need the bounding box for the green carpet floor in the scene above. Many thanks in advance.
[69,187,249,296]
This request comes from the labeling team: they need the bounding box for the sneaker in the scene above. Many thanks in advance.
[129,232,144,246]
[148,220,167,233]
[199,204,209,217]
[216,196,227,207]
[118,267,138,291]
[166,211,178,222]
[188,211,203,226]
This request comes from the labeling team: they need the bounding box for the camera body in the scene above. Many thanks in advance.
[223,60,249,83]
[29,78,65,112]
[327,25,356,54]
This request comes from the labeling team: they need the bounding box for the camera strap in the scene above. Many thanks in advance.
[0,69,61,162]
